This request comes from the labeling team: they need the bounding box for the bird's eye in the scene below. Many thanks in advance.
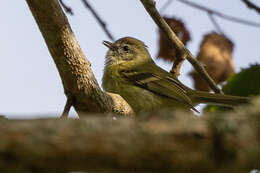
[123,45,130,52]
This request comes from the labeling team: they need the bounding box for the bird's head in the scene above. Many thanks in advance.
[103,37,152,67]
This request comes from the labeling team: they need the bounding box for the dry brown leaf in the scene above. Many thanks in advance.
[190,32,235,91]
[157,17,191,62]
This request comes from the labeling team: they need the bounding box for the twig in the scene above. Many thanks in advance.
[81,0,115,41]
[208,12,225,35]
[177,0,260,28]
[59,0,73,15]
[60,95,73,118]
[242,0,260,14]
[140,0,222,94]
[159,0,174,13]
[170,54,185,77]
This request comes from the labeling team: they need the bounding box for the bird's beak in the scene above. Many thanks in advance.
[103,40,116,50]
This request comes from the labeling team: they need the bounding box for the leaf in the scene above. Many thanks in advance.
[204,64,260,112]
[222,64,260,96]
[157,17,191,62]
[190,32,235,91]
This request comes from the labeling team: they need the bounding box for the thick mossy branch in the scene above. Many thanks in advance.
[0,98,260,173]
[25,0,133,117]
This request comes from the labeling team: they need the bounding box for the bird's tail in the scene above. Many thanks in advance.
[189,91,249,107]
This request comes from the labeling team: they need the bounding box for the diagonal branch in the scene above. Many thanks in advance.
[178,0,260,27]
[81,0,115,41]
[242,0,260,14]
[25,0,133,117]
[159,0,174,13]
[60,94,73,118]
[170,55,184,77]
[140,0,222,94]
[58,0,73,15]
[58,0,114,41]
[207,12,225,35]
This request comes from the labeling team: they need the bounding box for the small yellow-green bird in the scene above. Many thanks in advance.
[102,37,248,113]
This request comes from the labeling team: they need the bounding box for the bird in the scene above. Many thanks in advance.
[102,37,248,114]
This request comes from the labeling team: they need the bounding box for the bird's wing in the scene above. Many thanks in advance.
[120,68,198,112]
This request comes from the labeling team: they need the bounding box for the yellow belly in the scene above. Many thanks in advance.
[103,77,187,113]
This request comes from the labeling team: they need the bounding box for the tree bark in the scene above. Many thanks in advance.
[0,98,260,173]
[25,0,134,117]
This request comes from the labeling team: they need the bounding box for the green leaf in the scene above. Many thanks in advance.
[203,64,260,113]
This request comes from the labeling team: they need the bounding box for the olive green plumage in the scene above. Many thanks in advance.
[102,37,248,113]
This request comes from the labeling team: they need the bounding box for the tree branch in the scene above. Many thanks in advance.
[170,53,185,77]
[208,12,225,35]
[81,0,115,41]
[58,0,73,15]
[140,0,222,94]
[0,98,260,173]
[25,0,133,117]
[60,94,73,118]
[242,0,260,15]
[58,0,115,41]
[178,0,260,28]
[159,0,174,13]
